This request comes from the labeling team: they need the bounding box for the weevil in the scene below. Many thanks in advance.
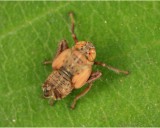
[42,12,129,109]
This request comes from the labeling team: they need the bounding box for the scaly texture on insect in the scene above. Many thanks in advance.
[42,12,129,109]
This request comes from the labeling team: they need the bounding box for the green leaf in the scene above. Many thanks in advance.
[0,1,160,127]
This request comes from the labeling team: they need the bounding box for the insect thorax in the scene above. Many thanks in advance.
[62,50,92,75]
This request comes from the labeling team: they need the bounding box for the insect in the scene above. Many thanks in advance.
[42,12,129,109]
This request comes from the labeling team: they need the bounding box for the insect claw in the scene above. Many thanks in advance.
[70,101,76,110]
[42,61,47,65]
[69,11,74,17]
[116,69,130,75]
[40,94,46,99]
[70,105,75,110]
[124,71,130,75]
[42,61,45,65]
[49,98,54,106]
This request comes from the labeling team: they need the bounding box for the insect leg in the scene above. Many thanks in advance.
[69,12,78,44]
[71,83,93,109]
[71,72,101,109]
[54,39,69,58]
[43,40,69,65]
[94,61,129,75]
[43,60,52,65]
[86,71,102,84]
[49,98,55,106]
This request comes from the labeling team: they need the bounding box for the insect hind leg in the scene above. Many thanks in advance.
[71,83,93,109]
[86,71,102,84]
[70,71,102,109]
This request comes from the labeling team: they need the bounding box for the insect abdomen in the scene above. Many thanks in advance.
[43,68,73,100]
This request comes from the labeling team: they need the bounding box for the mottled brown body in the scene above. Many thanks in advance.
[43,70,73,100]
[43,48,93,100]
[53,49,93,76]
[42,12,129,109]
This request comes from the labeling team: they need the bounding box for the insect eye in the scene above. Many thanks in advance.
[88,48,96,62]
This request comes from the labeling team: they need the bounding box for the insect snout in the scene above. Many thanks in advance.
[42,86,51,98]
[43,89,49,97]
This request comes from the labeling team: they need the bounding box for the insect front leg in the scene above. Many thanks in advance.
[69,12,78,44]
[43,60,52,65]
[70,71,102,109]
[94,61,129,75]
[43,40,69,65]
[54,40,69,58]
[49,98,55,106]
[41,93,55,106]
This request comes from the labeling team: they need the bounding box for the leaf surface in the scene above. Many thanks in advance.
[0,2,160,126]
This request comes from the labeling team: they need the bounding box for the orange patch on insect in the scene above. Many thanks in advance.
[72,67,92,89]
[72,50,87,64]
[88,48,96,62]
[75,41,86,49]
[52,49,71,70]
